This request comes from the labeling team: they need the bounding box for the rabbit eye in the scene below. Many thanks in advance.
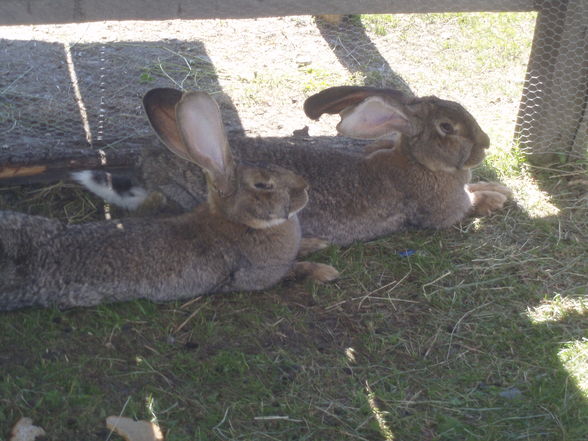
[254,182,273,190]
[439,122,455,135]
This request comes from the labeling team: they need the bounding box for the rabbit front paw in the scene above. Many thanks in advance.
[467,182,513,199]
[289,262,340,283]
[469,190,508,217]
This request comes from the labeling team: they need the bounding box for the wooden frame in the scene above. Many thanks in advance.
[1,1,535,24]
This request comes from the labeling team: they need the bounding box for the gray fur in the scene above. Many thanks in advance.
[0,208,301,310]
[0,91,309,311]
[128,87,509,246]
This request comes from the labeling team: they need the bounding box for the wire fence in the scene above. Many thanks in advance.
[0,8,585,166]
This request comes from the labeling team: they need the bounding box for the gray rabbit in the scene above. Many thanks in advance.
[0,90,337,311]
[75,86,511,247]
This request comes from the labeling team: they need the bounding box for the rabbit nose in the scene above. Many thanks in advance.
[478,131,490,149]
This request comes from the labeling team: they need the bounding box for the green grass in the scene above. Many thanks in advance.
[1,12,587,441]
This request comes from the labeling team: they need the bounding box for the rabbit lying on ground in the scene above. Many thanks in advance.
[0,90,337,311]
[75,86,511,247]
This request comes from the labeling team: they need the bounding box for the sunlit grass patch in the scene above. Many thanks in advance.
[527,295,588,324]
[527,296,588,399]
[361,14,401,36]
[482,142,564,219]
[300,67,364,94]
[559,340,588,396]
[362,11,536,69]
[138,50,219,91]
[506,173,560,218]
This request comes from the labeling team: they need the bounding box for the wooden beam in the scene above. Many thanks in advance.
[1,0,536,26]
[0,135,365,185]
[0,141,145,184]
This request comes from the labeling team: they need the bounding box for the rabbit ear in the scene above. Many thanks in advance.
[175,91,235,195]
[304,86,414,139]
[304,86,408,120]
[143,88,193,163]
[336,96,414,139]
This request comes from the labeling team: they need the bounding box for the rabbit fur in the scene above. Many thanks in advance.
[0,90,338,311]
[75,86,511,247]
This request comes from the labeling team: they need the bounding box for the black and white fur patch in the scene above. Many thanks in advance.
[71,170,148,210]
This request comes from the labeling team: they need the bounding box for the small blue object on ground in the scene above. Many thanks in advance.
[499,387,523,399]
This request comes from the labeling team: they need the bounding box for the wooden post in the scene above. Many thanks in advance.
[517,0,588,165]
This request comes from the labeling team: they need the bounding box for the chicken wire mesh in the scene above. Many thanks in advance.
[0,39,231,151]
[0,7,586,168]
[516,0,587,164]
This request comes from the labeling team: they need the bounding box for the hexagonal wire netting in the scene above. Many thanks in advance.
[0,4,586,166]
[515,0,587,164]
[1,40,214,151]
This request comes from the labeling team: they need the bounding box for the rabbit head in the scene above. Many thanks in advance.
[144,88,308,229]
[304,86,490,173]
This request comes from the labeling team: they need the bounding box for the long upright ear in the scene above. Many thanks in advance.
[175,91,235,195]
[303,86,407,120]
[336,96,414,139]
[143,88,193,162]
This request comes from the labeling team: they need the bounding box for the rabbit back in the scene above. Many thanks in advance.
[235,140,473,244]
[135,87,494,245]
[126,135,474,246]
[0,206,301,311]
[73,87,495,247]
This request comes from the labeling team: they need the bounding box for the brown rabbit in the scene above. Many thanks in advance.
[75,87,511,247]
[0,90,337,311]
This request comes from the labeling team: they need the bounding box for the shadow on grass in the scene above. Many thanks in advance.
[314,15,413,94]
